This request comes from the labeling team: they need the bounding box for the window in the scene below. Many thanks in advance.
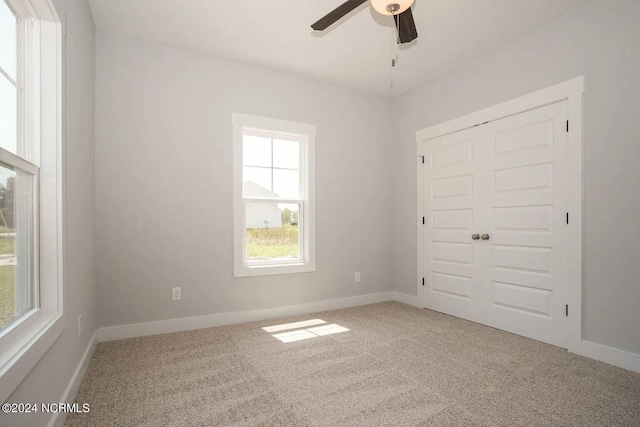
[0,0,63,403]
[0,0,37,338]
[233,113,316,277]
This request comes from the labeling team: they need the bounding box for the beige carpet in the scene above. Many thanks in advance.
[66,302,640,426]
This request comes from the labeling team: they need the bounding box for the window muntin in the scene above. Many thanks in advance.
[233,114,316,277]
[242,131,302,199]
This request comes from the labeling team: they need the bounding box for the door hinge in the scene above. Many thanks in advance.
[422,277,425,286]
[565,304,569,317]
[422,217,425,225]
[421,156,425,164]
[566,120,569,132]
[566,212,569,224]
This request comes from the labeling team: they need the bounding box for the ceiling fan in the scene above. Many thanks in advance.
[311,0,418,44]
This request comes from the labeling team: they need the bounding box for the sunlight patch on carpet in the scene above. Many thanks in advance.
[270,322,350,343]
[307,324,350,336]
[262,318,327,333]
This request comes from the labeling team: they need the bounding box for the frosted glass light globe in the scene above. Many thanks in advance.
[370,0,414,16]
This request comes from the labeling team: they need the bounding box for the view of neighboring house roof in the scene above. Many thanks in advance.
[243,181,278,198]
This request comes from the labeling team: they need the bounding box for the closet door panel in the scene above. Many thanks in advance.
[482,101,569,348]
[422,128,483,321]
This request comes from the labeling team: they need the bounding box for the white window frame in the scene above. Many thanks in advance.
[0,0,63,403]
[232,113,316,277]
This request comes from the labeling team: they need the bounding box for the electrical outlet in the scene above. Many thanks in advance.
[355,272,361,283]
[77,315,82,337]
[172,287,182,301]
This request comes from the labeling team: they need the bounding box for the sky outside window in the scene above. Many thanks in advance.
[0,0,18,155]
[243,135,300,198]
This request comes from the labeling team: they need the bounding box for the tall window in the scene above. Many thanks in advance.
[0,0,63,403]
[233,114,316,277]
[0,0,37,334]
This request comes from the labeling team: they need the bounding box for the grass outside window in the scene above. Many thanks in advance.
[0,235,16,328]
[246,225,299,260]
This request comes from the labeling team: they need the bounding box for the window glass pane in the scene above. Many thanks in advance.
[243,135,271,167]
[0,0,17,81]
[0,75,17,154]
[0,165,34,331]
[245,202,299,261]
[243,167,272,197]
[273,169,299,198]
[273,139,299,170]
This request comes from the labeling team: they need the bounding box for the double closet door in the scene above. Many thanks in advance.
[421,101,569,348]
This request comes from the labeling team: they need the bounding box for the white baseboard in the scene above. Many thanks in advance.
[98,292,394,342]
[48,329,98,427]
[392,291,421,308]
[579,340,640,374]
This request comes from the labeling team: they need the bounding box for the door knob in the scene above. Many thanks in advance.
[481,234,490,240]
[471,234,480,240]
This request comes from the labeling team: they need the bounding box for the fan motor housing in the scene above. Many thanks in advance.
[370,0,414,16]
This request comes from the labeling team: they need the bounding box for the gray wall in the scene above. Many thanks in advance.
[94,31,394,327]
[391,0,640,354]
[0,0,96,426]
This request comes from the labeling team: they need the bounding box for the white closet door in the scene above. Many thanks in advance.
[422,127,483,320]
[481,101,569,347]
[421,101,569,348]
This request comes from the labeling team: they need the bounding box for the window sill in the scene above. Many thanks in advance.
[0,313,64,403]
[234,261,316,278]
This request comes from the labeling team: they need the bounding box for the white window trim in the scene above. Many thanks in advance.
[232,113,316,277]
[0,0,63,404]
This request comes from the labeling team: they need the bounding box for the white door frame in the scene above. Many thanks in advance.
[416,76,584,353]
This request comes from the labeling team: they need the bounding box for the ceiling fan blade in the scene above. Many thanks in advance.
[311,0,368,31]
[394,8,418,44]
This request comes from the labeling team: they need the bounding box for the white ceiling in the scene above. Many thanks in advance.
[88,0,583,97]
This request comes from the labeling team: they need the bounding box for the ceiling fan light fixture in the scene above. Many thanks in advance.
[370,0,414,16]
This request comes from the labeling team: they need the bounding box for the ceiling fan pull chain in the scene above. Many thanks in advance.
[393,12,401,45]
[391,21,395,67]
[391,32,396,68]
[393,15,400,65]
[391,14,399,67]
[390,22,397,90]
